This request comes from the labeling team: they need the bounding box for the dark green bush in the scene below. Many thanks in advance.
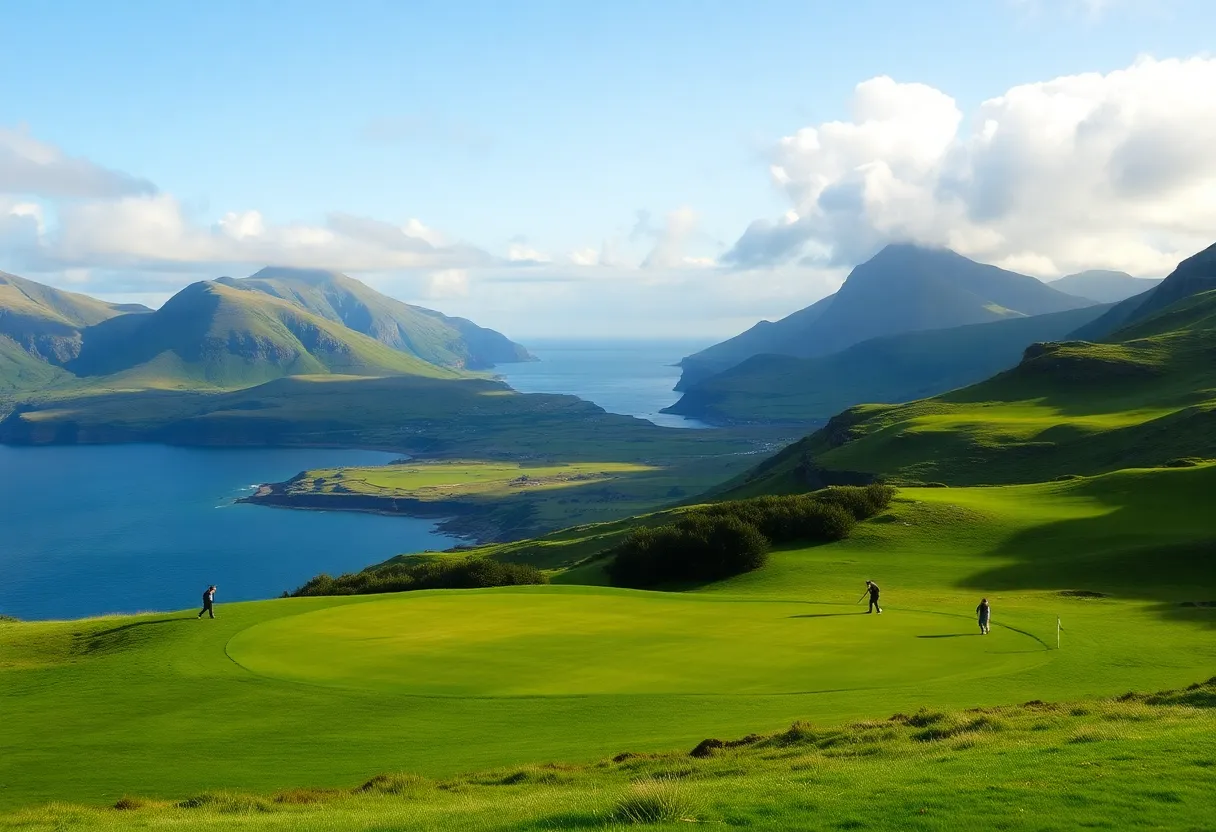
[606,485,895,589]
[607,515,769,588]
[291,557,547,597]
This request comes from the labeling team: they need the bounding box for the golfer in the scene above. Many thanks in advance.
[198,585,217,619]
[976,598,991,635]
[863,580,882,614]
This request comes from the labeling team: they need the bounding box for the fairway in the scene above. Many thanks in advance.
[227,591,1047,696]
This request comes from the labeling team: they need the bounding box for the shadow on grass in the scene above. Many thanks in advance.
[789,612,869,619]
[77,617,194,655]
[916,633,981,639]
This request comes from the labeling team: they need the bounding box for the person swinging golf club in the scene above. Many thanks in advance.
[859,580,882,614]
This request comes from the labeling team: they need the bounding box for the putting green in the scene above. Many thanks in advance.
[226,588,1047,696]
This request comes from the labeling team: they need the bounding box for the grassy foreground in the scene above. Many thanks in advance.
[4,681,1214,831]
[3,465,1215,814]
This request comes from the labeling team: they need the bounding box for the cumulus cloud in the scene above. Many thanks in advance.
[5,192,497,274]
[0,126,156,199]
[725,57,1216,276]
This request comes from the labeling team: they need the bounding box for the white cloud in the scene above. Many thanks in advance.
[426,269,470,299]
[0,125,156,199]
[725,57,1216,277]
[641,206,700,270]
[5,192,497,274]
[506,242,551,263]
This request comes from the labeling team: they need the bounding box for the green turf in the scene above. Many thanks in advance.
[3,680,1212,831]
[3,466,1215,812]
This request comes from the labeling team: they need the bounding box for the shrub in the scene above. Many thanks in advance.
[607,515,769,588]
[291,558,547,597]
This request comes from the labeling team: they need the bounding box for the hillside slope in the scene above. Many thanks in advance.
[665,303,1108,425]
[677,244,1095,388]
[218,267,533,369]
[1074,242,1216,341]
[1047,269,1161,303]
[65,280,463,389]
[0,270,149,367]
[724,286,1216,495]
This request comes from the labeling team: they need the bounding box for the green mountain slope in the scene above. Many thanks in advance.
[1046,269,1161,303]
[1074,242,1216,341]
[65,280,463,389]
[724,286,1216,495]
[664,304,1109,425]
[0,270,149,367]
[217,267,533,369]
[676,244,1096,388]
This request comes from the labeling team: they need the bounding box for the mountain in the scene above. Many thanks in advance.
[722,284,1216,497]
[1073,242,1216,342]
[65,280,463,389]
[1046,270,1161,303]
[677,244,1096,389]
[216,267,533,369]
[0,270,150,366]
[664,303,1109,425]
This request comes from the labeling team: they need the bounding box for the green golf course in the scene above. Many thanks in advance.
[3,466,1215,828]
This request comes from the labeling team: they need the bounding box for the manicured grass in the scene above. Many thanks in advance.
[3,465,1215,812]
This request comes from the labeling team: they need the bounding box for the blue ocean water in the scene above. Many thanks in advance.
[0,341,713,620]
[495,339,711,429]
[0,445,459,620]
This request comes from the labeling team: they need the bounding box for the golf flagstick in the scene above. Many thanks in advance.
[1057,616,1062,649]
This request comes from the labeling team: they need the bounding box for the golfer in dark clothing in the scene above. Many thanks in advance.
[198,585,217,619]
[977,598,991,635]
[865,580,882,614]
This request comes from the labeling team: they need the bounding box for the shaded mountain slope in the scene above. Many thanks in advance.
[217,267,533,369]
[678,244,1095,388]
[0,270,149,366]
[1074,242,1216,341]
[721,285,1216,496]
[664,304,1109,425]
[1046,270,1161,303]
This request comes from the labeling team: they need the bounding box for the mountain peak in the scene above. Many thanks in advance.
[248,266,348,286]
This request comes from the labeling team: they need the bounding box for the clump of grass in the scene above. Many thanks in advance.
[356,773,432,796]
[111,796,148,810]
[610,779,700,825]
[272,787,342,805]
[176,791,271,813]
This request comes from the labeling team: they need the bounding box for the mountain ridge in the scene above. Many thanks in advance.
[677,243,1096,389]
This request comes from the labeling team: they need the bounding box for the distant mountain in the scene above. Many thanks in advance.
[66,280,462,389]
[216,267,533,370]
[1046,270,1162,304]
[664,304,1109,425]
[0,270,150,366]
[677,244,1096,389]
[1073,242,1216,341]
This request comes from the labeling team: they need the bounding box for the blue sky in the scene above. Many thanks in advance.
[3,0,1215,338]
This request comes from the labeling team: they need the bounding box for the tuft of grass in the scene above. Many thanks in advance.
[609,778,700,825]
[356,773,432,796]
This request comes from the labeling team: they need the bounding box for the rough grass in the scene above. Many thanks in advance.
[4,682,1213,831]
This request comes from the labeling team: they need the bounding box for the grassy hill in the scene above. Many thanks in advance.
[724,286,1216,494]
[3,465,1215,820]
[676,244,1096,389]
[0,270,148,368]
[665,304,1108,425]
[63,280,464,389]
[1047,269,1162,303]
[218,267,533,369]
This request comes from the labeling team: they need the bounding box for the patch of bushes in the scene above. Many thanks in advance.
[607,485,895,589]
[291,557,547,597]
